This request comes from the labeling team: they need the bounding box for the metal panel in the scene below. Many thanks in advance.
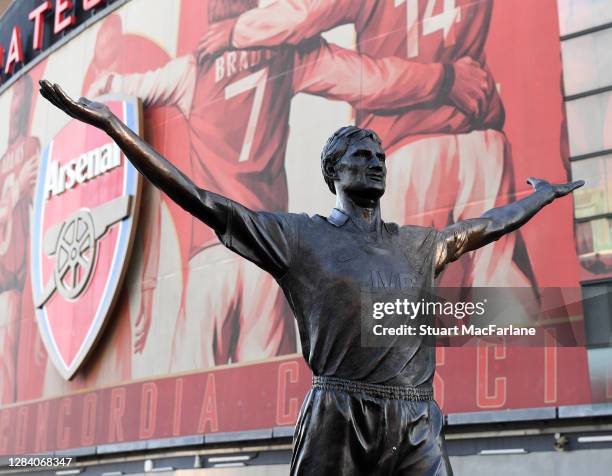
[272,426,295,438]
[559,403,612,418]
[447,407,557,425]
[96,440,148,454]
[146,435,205,450]
[204,429,273,444]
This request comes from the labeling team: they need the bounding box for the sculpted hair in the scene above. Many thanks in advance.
[320,126,382,194]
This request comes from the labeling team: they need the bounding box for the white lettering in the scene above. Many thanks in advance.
[64,158,77,190]
[462,325,536,336]
[214,50,271,84]
[100,143,112,172]
[44,142,122,200]
[227,51,237,77]
[44,160,59,199]
[76,153,88,183]
[215,56,225,82]
[239,51,249,71]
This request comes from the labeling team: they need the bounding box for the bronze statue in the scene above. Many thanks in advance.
[39,80,583,476]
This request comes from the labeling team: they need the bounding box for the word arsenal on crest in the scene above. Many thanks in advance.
[44,142,120,198]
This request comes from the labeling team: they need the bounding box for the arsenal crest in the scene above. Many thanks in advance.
[31,97,142,380]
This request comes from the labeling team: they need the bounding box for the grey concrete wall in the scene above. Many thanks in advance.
[167,450,612,475]
[450,448,612,476]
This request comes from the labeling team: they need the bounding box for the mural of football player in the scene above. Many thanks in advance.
[0,76,40,404]
[88,0,477,372]
[38,14,182,394]
[198,0,539,295]
[81,14,173,363]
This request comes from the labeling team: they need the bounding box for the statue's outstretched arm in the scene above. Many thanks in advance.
[435,177,584,276]
[39,80,229,233]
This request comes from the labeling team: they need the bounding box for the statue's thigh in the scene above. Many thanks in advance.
[290,389,389,476]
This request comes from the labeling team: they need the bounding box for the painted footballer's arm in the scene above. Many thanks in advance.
[434,177,584,276]
[291,37,449,109]
[87,55,197,118]
[198,0,361,53]
[198,0,494,118]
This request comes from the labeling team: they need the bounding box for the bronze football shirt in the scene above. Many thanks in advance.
[217,204,440,386]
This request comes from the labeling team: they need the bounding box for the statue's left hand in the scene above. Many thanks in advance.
[527,177,585,199]
[39,80,114,130]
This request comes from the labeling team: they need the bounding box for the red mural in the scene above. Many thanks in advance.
[0,0,605,455]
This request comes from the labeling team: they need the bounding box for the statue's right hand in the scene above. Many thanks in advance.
[39,80,114,130]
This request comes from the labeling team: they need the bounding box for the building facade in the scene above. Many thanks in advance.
[0,0,611,474]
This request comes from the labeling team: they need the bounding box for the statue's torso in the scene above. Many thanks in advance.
[279,211,440,386]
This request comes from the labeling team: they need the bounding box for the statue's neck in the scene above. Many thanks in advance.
[335,193,382,233]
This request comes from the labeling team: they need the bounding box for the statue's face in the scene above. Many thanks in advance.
[334,137,386,199]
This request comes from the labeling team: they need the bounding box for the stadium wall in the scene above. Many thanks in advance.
[0,0,611,474]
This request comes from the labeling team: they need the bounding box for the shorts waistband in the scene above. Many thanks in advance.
[312,375,433,401]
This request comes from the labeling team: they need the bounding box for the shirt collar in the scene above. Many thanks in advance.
[327,208,398,234]
[327,208,350,227]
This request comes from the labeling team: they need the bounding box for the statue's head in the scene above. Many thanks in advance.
[321,126,386,200]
